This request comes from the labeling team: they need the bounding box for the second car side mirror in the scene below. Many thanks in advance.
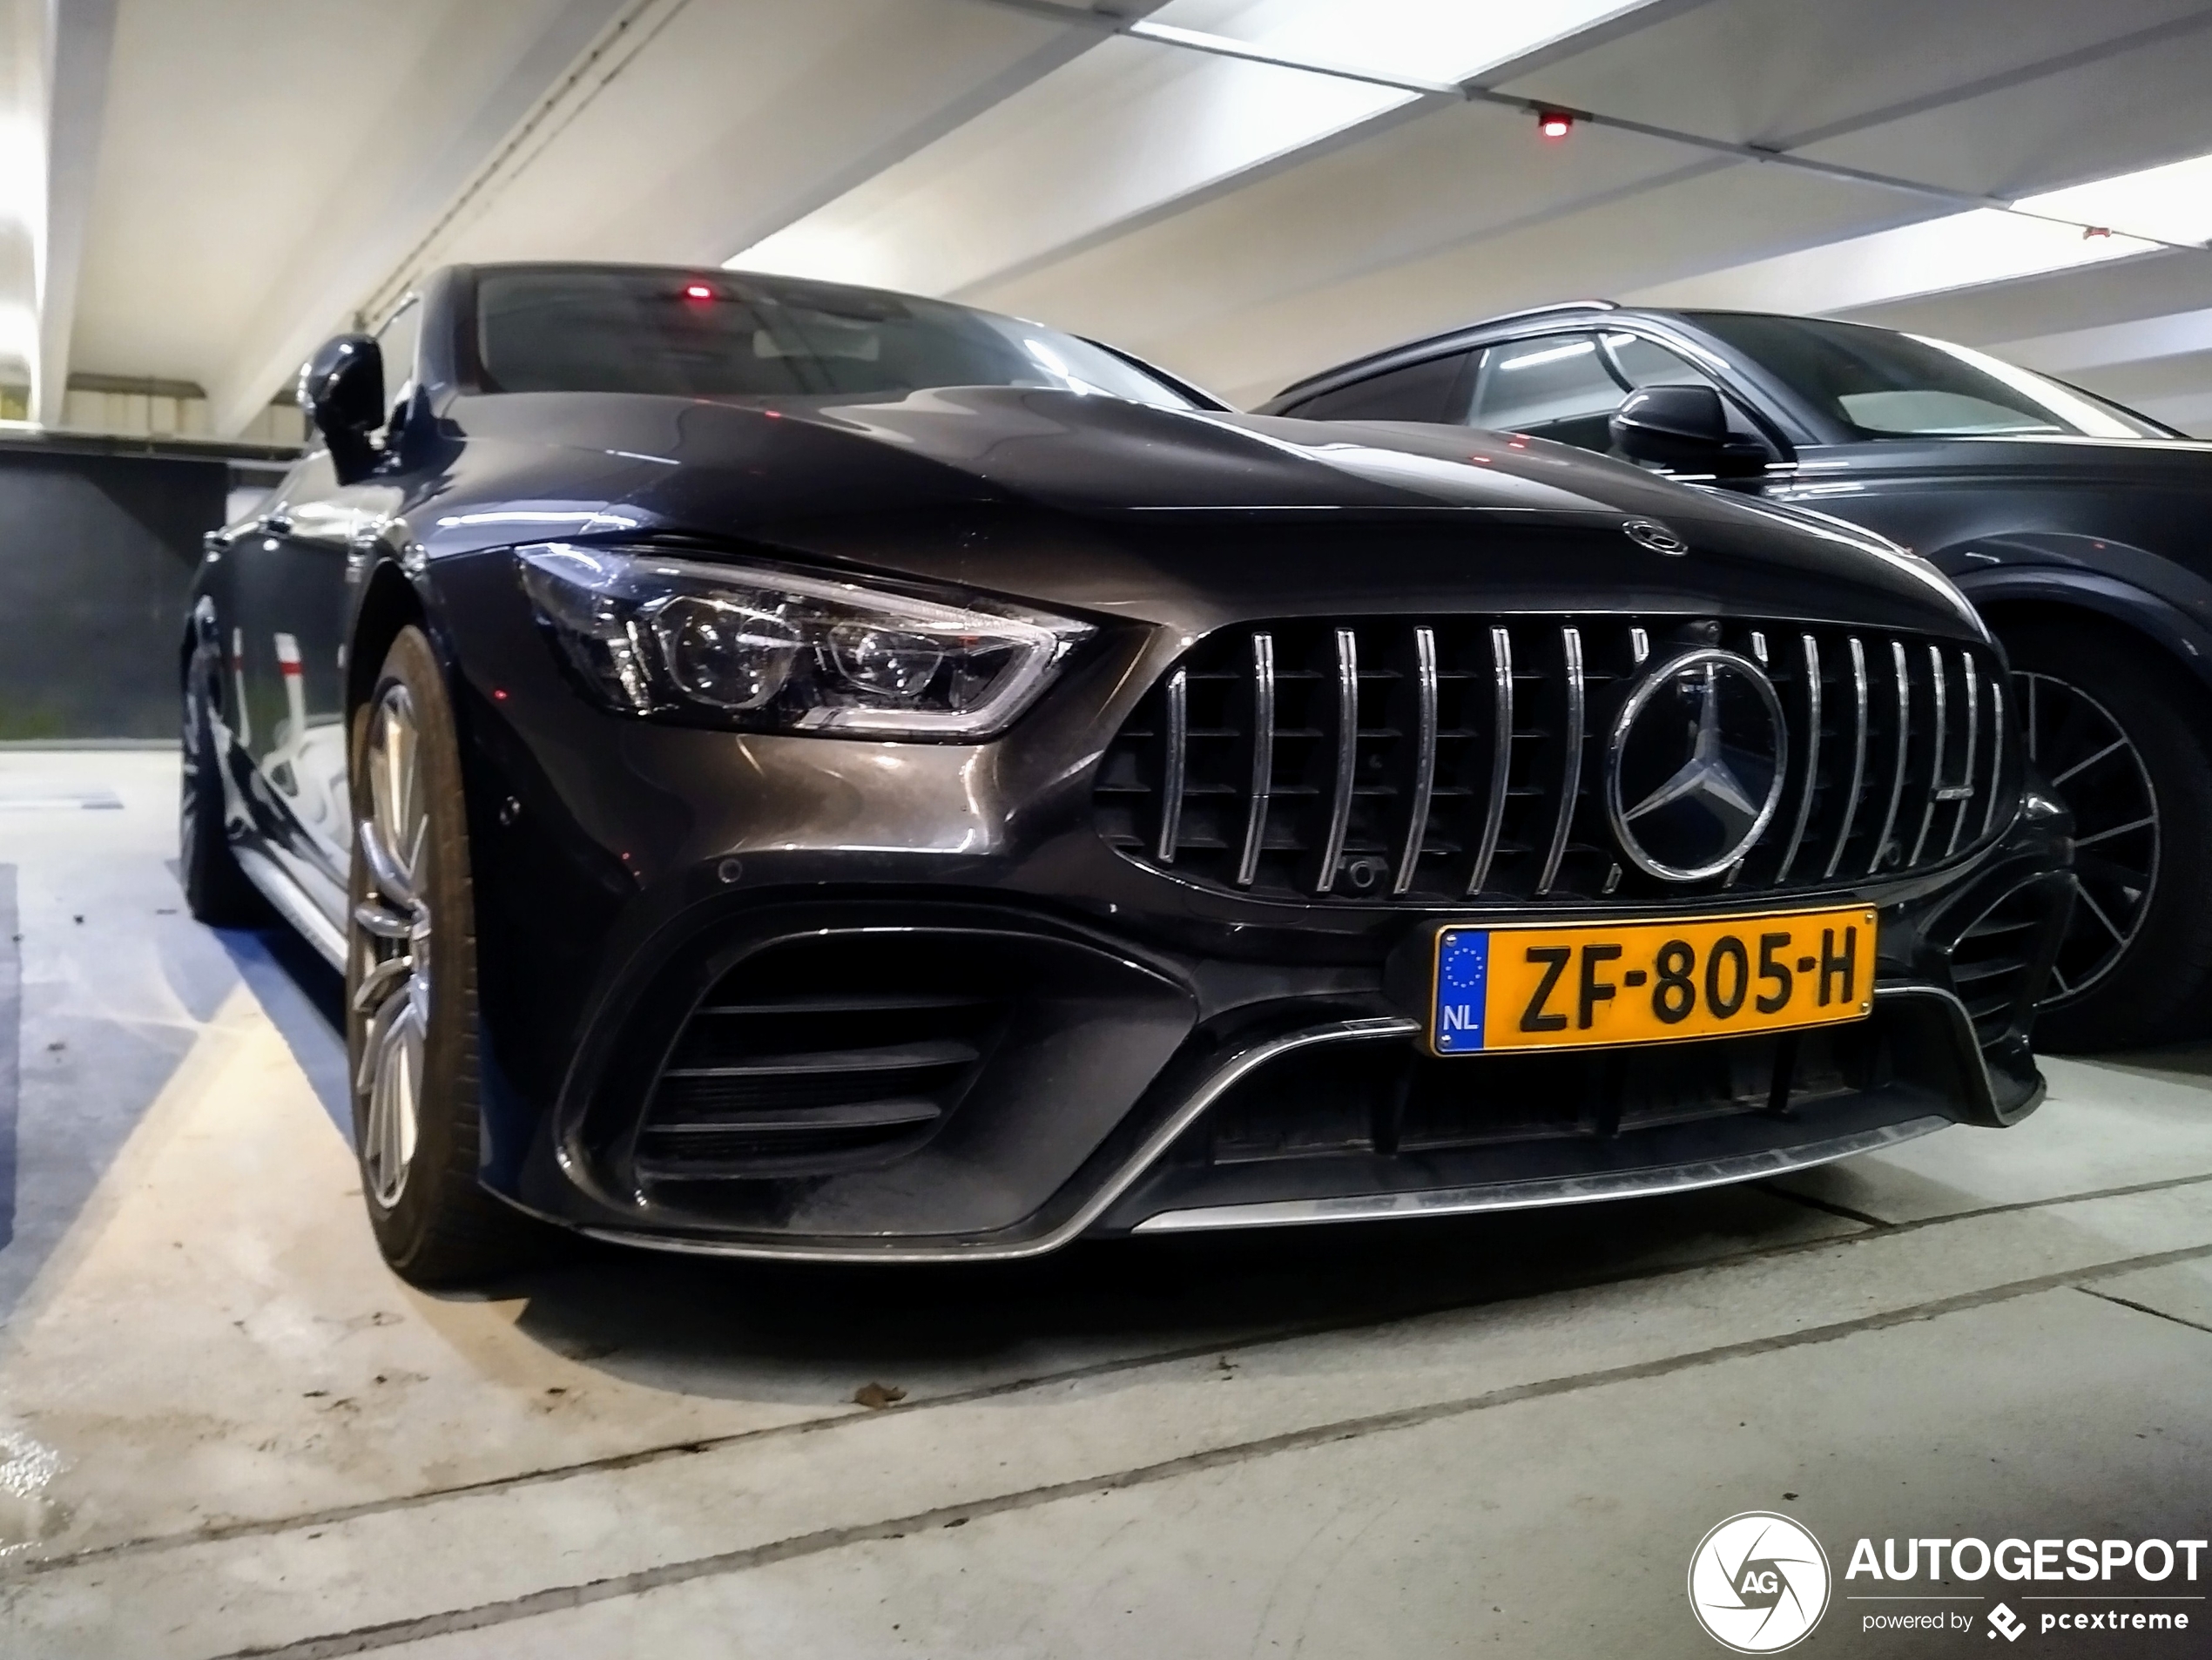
[1609,383,1756,476]
[300,333,384,483]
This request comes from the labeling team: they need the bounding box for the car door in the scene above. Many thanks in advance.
[229,297,425,918]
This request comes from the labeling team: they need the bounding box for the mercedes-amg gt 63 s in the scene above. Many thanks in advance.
[183,263,2071,1285]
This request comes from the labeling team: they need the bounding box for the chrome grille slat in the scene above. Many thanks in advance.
[1155,667,1187,864]
[1467,624,1514,896]
[1775,632,1821,881]
[1982,671,2008,837]
[1824,636,1870,881]
[1868,638,1912,875]
[1910,643,1949,866]
[1393,627,1439,896]
[1235,631,1275,887]
[1947,650,1980,855]
[1534,625,1582,896]
[1314,628,1360,893]
[1104,615,2014,906]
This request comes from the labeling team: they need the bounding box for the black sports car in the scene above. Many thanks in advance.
[1265,307,2212,1049]
[183,263,2069,1284]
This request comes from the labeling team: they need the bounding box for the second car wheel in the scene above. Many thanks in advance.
[2000,617,2212,1051]
[347,624,537,1285]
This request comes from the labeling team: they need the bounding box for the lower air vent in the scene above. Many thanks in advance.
[635,953,1004,1180]
[1945,881,2060,1046]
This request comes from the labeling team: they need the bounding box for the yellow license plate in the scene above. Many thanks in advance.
[1431,906,1877,1056]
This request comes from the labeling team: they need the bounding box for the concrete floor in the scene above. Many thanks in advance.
[0,750,2207,1659]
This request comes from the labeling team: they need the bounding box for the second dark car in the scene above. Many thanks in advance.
[184,265,2067,1281]
[1266,307,2212,1049]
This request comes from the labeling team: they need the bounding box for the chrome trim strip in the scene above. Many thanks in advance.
[1154,667,1187,864]
[1235,631,1275,887]
[1393,626,1439,895]
[582,1016,1423,1264]
[1314,627,1359,893]
[1131,1116,1951,1234]
[1467,624,1514,895]
[233,840,347,969]
[1982,671,2007,838]
[1910,643,1947,865]
[1824,635,1869,879]
[1776,632,1821,881]
[1868,638,1910,875]
[1947,649,1979,855]
[1535,624,1582,895]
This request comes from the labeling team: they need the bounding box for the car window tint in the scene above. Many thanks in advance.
[1287,351,1471,422]
[475,268,1193,408]
[1680,312,2166,439]
[1601,332,1707,389]
[1467,334,1627,450]
[374,297,424,429]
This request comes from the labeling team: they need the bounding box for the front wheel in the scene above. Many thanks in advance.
[347,625,536,1284]
[2002,620,2212,1051]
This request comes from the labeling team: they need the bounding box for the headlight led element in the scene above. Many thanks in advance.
[516,543,1091,739]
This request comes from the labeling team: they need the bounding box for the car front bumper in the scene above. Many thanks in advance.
[436,550,2073,1260]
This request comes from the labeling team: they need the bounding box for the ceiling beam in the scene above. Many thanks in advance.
[965,0,2211,254]
[208,0,642,436]
[33,0,117,426]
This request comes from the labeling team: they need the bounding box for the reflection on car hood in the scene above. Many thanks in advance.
[457,386,1766,523]
[430,386,1985,638]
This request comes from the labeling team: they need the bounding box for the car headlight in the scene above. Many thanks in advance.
[516,544,1092,738]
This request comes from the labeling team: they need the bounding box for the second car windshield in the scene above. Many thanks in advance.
[1683,312,2167,440]
[475,267,1196,409]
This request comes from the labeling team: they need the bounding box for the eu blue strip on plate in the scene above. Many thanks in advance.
[1434,928,1489,1052]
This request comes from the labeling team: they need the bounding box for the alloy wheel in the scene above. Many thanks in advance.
[353,683,433,1207]
[2015,670,2159,1005]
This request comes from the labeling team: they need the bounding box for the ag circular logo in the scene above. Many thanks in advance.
[1622,516,1689,554]
[1608,647,1788,881]
[1688,1512,1831,1652]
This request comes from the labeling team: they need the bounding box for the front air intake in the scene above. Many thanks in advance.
[1093,615,2017,907]
[632,941,1005,1180]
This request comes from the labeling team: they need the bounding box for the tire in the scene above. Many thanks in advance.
[2001,618,2212,1051]
[347,625,537,1285]
[179,642,271,926]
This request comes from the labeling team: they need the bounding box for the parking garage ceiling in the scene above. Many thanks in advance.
[4,0,2211,433]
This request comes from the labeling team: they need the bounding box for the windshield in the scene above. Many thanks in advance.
[1683,313,2171,440]
[475,267,1196,409]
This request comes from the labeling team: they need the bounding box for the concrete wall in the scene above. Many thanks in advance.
[0,444,231,739]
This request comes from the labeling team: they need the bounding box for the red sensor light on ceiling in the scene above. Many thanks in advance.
[1537,111,1574,140]
[683,282,715,300]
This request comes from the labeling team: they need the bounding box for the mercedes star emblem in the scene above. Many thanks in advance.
[1622,517,1689,555]
[1608,647,1788,881]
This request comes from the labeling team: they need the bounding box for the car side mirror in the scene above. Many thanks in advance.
[300,333,384,483]
[1609,384,1759,476]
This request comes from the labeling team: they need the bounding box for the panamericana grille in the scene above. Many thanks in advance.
[1094,616,2017,905]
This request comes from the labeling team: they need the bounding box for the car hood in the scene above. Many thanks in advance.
[429,387,1986,638]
